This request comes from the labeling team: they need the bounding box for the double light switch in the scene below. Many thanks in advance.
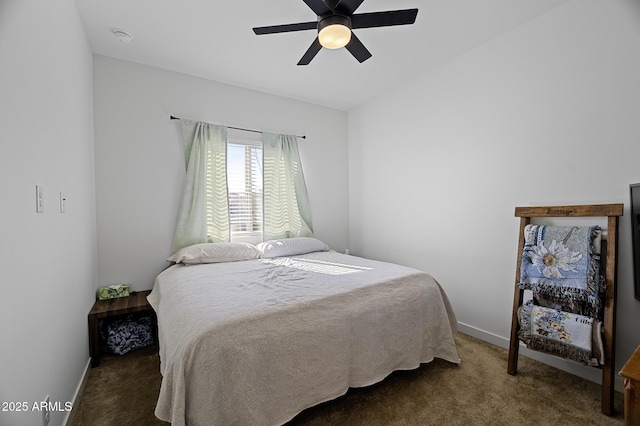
[35,185,66,213]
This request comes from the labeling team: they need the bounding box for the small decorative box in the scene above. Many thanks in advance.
[97,284,131,300]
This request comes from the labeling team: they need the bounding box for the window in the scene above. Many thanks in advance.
[227,129,263,244]
[171,121,313,255]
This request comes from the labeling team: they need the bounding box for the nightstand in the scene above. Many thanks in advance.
[88,290,156,367]
[620,345,640,425]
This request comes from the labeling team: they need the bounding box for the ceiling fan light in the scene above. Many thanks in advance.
[318,24,351,49]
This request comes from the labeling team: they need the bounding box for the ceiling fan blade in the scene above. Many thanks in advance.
[303,0,332,16]
[298,37,323,65]
[253,21,317,35]
[334,0,365,15]
[351,9,418,29]
[345,32,372,63]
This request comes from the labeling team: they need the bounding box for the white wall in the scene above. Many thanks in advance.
[93,56,349,291]
[0,1,96,425]
[349,0,640,385]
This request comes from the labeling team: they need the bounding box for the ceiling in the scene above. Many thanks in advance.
[76,0,568,111]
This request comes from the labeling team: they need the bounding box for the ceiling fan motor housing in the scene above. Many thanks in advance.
[318,14,352,31]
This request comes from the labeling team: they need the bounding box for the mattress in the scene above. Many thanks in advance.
[147,250,460,425]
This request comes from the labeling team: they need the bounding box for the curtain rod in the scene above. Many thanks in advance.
[170,116,306,139]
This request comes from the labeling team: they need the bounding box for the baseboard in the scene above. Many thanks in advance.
[64,358,91,426]
[457,322,625,393]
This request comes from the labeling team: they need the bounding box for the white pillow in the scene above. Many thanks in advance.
[257,237,329,258]
[167,242,261,265]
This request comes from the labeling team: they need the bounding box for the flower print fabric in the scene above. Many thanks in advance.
[519,225,601,305]
[519,301,597,365]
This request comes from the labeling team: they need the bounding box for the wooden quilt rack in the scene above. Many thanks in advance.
[507,204,623,416]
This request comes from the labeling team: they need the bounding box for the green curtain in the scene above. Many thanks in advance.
[170,120,229,255]
[262,132,313,240]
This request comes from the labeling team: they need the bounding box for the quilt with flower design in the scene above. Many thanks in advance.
[519,225,601,304]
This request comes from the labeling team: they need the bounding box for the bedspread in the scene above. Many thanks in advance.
[147,251,460,426]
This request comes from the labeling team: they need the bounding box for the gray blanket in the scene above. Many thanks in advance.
[148,251,460,425]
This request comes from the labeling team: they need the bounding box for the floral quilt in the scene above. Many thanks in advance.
[519,225,601,306]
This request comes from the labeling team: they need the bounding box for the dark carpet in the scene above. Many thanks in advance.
[70,333,624,425]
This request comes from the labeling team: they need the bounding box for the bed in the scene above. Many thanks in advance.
[147,238,460,426]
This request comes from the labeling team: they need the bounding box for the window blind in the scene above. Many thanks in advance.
[227,138,263,241]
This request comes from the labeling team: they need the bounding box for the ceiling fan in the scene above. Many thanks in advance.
[253,0,418,65]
